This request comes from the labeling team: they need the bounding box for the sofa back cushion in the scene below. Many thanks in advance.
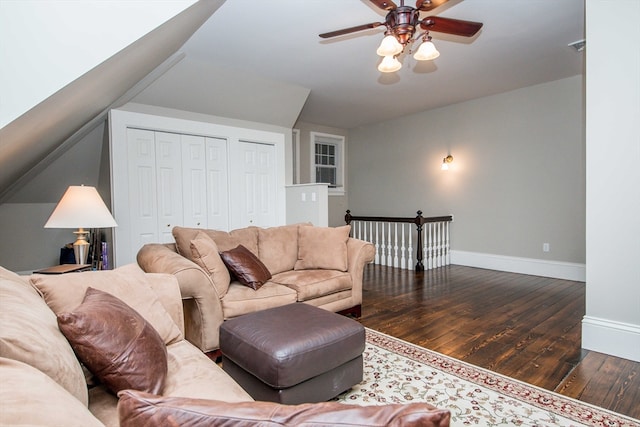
[31,267,182,346]
[295,225,351,272]
[0,357,103,427]
[173,226,259,257]
[258,224,302,274]
[0,266,88,406]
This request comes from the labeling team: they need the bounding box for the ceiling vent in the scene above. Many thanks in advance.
[568,39,585,52]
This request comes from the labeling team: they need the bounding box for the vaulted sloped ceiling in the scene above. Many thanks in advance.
[0,0,225,202]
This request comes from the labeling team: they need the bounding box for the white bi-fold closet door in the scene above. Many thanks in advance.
[117,128,278,266]
[125,128,232,245]
[229,140,278,229]
[110,108,286,267]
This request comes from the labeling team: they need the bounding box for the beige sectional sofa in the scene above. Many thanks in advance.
[0,264,451,427]
[137,223,376,354]
[0,265,251,426]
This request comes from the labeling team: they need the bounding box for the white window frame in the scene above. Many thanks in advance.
[292,128,300,184]
[310,131,345,195]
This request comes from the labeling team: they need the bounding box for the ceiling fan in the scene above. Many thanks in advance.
[319,0,483,72]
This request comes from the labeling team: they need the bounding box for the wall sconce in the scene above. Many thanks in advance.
[441,155,453,170]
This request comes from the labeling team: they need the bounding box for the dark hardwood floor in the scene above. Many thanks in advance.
[359,264,640,420]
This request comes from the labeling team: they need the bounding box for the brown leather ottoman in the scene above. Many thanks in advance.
[220,303,365,404]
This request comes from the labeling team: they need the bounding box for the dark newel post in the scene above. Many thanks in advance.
[345,210,352,225]
[345,210,352,237]
[414,210,425,271]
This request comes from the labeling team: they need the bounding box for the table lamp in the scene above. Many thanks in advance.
[44,185,117,265]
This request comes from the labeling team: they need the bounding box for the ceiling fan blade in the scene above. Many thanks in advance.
[369,0,397,11]
[420,16,483,37]
[416,0,449,12]
[319,22,384,39]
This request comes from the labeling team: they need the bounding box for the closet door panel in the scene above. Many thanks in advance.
[206,137,229,231]
[182,134,207,228]
[126,128,159,253]
[154,132,183,243]
[230,141,277,229]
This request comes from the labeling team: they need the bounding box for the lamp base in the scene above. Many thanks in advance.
[73,228,90,265]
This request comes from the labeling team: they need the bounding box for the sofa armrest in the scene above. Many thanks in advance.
[137,244,225,353]
[346,238,375,306]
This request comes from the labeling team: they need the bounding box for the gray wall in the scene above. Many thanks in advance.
[348,75,585,264]
[0,121,113,273]
[293,121,350,227]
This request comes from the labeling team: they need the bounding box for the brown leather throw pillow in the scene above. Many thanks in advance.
[57,287,168,395]
[117,390,452,427]
[219,244,272,290]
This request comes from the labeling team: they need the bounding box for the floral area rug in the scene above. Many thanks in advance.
[334,329,639,427]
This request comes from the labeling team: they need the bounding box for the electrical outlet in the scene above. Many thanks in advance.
[543,243,550,252]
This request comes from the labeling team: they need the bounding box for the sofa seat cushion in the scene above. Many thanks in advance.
[88,385,119,427]
[271,269,352,302]
[0,267,88,406]
[221,281,297,319]
[0,357,104,427]
[163,340,253,402]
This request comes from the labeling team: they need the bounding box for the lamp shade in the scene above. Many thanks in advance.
[44,186,117,229]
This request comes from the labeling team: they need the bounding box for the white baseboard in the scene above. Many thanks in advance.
[582,316,640,362]
[450,250,586,281]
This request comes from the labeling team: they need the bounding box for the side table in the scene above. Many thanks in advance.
[33,264,92,274]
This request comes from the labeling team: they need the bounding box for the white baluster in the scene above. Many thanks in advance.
[435,222,440,269]
[374,222,380,265]
[387,223,393,266]
[423,223,429,270]
[393,223,399,267]
[408,226,414,270]
[444,221,450,266]
[400,223,406,269]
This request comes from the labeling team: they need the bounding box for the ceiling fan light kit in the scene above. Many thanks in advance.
[376,33,404,56]
[413,36,440,61]
[378,55,403,73]
[320,0,482,74]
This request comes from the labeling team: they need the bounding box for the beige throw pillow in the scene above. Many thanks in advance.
[294,225,351,272]
[31,269,182,346]
[189,231,231,297]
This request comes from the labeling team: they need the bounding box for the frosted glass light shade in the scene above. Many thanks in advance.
[378,55,402,73]
[376,34,403,57]
[413,40,440,61]
[45,186,117,229]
